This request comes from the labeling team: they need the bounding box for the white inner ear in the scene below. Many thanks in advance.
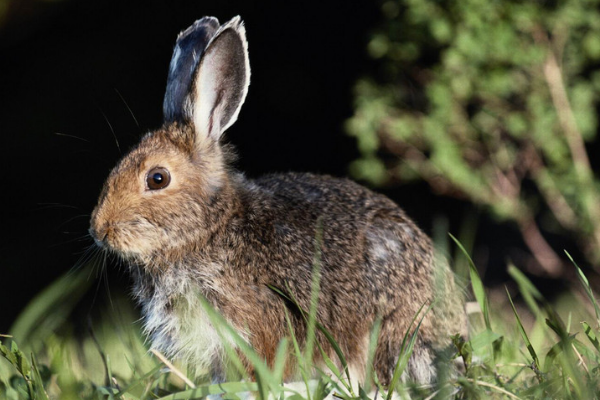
[193,54,222,140]
[190,19,249,143]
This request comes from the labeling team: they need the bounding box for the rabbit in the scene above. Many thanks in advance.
[89,15,467,386]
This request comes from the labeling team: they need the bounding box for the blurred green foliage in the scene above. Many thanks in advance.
[0,266,161,399]
[347,0,600,276]
[4,251,600,398]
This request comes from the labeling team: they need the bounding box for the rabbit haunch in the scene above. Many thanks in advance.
[89,16,466,385]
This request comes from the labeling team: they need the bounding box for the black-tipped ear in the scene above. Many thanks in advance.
[163,16,220,123]
[190,16,250,141]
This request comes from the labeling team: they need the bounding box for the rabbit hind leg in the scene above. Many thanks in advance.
[373,316,437,386]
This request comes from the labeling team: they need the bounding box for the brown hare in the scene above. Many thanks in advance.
[89,15,467,386]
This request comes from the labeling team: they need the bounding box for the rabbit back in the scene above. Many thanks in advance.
[192,172,465,382]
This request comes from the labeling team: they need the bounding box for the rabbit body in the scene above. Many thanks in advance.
[90,16,466,385]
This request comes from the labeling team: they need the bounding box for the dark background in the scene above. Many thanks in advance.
[0,0,558,333]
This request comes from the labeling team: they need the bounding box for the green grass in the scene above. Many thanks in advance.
[2,245,600,399]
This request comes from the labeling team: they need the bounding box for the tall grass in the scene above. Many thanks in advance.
[2,241,600,399]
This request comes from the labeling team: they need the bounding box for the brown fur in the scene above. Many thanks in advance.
[89,16,467,386]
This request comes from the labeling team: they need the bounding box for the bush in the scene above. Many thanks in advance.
[347,0,600,277]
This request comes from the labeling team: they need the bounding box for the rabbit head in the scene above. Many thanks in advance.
[89,16,250,268]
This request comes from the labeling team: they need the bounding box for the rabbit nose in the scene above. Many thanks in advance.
[89,223,108,247]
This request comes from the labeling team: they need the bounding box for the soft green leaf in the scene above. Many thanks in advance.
[582,321,600,353]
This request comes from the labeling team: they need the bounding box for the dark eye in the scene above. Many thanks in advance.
[146,167,171,190]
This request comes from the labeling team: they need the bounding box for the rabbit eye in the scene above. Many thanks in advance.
[146,167,171,190]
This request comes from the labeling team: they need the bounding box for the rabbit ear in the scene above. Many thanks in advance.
[163,16,221,123]
[190,16,250,141]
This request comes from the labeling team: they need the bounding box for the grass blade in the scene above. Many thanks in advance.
[386,302,432,400]
[505,287,542,382]
[362,317,381,394]
[10,265,93,346]
[450,233,490,330]
[30,354,50,400]
[198,296,280,399]
[269,284,352,386]
[582,321,600,353]
[284,308,313,399]
[565,251,600,327]
[508,264,544,318]
[155,381,259,400]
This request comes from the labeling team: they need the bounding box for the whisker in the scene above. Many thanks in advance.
[34,203,81,211]
[102,254,115,310]
[54,214,92,230]
[88,248,112,312]
[115,88,140,128]
[97,105,121,155]
[68,244,98,276]
[71,241,99,257]
[49,233,94,248]
[54,132,91,143]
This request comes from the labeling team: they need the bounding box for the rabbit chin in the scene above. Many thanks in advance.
[101,230,167,265]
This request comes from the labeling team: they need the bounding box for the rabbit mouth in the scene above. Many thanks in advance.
[89,220,158,261]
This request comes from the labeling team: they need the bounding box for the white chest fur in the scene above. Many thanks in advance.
[140,271,226,375]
